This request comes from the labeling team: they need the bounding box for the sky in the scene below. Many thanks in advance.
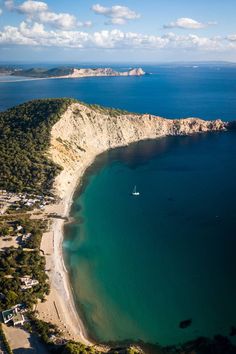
[0,0,236,63]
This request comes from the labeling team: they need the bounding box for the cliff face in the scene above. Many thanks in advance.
[127,68,145,76]
[68,67,145,78]
[10,67,145,78]
[49,102,226,198]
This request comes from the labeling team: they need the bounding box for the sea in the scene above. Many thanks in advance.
[1,63,236,346]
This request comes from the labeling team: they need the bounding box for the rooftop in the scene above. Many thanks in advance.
[2,305,25,325]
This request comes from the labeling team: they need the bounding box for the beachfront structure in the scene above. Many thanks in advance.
[20,276,39,290]
[1,305,25,326]
[21,233,31,242]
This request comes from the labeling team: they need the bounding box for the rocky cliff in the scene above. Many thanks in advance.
[10,67,145,78]
[67,67,145,78]
[49,102,226,198]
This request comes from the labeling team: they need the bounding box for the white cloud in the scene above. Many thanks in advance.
[108,18,126,25]
[0,21,234,52]
[227,34,236,42]
[4,0,92,30]
[37,11,77,30]
[37,12,93,30]
[18,0,48,14]
[5,0,48,13]
[163,32,223,50]
[92,4,140,25]
[164,17,216,30]
[78,21,93,28]
[0,9,2,15]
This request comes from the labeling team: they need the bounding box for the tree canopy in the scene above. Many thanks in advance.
[0,98,75,194]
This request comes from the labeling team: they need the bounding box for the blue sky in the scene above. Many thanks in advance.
[0,0,236,62]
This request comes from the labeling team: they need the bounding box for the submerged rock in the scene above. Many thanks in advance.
[179,319,192,329]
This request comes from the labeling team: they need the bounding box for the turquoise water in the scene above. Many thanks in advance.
[1,64,236,346]
[64,132,236,345]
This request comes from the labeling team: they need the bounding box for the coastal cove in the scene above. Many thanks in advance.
[1,0,236,351]
[0,62,236,352]
[64,131,236,346]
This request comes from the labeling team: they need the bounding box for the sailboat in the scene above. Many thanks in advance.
[132,185,140,196]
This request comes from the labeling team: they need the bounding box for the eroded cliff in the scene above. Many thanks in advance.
[67,67,145,78]
[49,102,226,198]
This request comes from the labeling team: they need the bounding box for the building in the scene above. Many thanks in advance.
[20,276,39,290]
[1,305,25,326]
[21,233,31,242]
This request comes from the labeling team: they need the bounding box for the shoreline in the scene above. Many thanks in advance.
[37,102,227,347]
[38,151,99,346]
[0,72,145,84]
[0,76,85,83]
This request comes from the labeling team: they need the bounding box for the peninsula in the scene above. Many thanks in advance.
[6,67,146,79]
[0,98,233,353]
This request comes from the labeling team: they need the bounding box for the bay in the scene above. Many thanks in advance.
[64,132,236,345]
[1,64,236,346]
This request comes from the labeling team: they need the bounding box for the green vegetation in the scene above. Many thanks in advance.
[0,216,47,249]
[0,215,49,310]
[0,222,13,236]
[60,342,140,354]
[26,313,61,344]
[1,98,235,354]
[82,102,132,117]
[163,335,236,354]
[0,98,75,194]
[0,98,136,196]
[0,246,49,309]
[60,341,96,354]
[0,324,13,354]
[12,67,73,78]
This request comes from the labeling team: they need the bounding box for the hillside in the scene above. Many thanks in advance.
[0,98,75,193]
[0,98,227,196]
[11,67,74,78]
[1,99,235,354]
[10,67,145,78]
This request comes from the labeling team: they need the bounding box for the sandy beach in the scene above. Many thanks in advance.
[37,152,98,346]
[35,101,226,347]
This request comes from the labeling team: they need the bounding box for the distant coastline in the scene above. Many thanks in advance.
[0,67,145,80]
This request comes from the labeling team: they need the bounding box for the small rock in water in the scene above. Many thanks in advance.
[179,319,192,329]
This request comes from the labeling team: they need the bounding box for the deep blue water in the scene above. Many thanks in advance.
[64,132,236,345]
[1,65,236,121]
[1,64,236,346]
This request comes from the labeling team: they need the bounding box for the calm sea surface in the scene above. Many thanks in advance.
[1,65,236,345]
[1,64,236,121]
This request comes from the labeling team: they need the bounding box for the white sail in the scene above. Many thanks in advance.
[132,185,140,196]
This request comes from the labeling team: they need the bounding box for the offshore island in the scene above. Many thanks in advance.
[0,98,235,353]
[0,66,145,79]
